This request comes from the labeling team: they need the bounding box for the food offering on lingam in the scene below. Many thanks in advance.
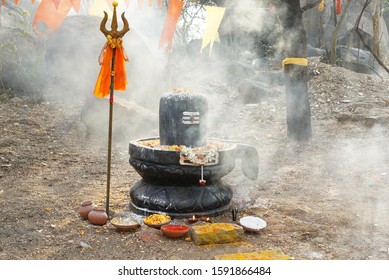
[138,138,226,186]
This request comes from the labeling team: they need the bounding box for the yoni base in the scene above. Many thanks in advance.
[129,179,233,218]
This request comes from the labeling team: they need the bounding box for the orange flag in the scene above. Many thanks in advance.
[1,0,22,5]
[336,0,342,14]
[70,0,81,11]
[33,0,74,34]
[158,0,184,48]
[52,0,60,9]
[93,39,128,98]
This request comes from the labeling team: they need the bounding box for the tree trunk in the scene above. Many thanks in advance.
[372,0,382,59]
[280,0,311,141]
[330,0,352,65]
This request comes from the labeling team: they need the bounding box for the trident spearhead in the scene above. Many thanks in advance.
[100,1,130,39]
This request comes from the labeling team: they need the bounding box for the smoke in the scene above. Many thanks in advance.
[226,0,269,34]
[317,126,389,253]
[5,2,389,253]
[39,4,171,144]
[18,0,288,147]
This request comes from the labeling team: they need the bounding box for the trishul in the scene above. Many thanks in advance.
[100,2,130,40]
[99,1,130,218]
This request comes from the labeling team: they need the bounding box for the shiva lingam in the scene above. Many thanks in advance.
[129,89,259,217]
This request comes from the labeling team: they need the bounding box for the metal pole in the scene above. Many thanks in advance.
[106,47,117,217]
[99,1,130,217]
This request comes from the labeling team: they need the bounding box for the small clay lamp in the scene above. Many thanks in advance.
[200,216,212,223]
[188,215,198,224]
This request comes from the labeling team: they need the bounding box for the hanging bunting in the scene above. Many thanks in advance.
[201,6,225,57]
[1,0,81,31]
[137,0,143,7]
[89,0,113,16]
[70,0,81,11]
[33,0,74,34]
[52,0,61,9]
[158,0,184,48]
[93,37,128,98]
[336,0,342,14]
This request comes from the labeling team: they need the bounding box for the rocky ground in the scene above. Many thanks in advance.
[1,62,389,260]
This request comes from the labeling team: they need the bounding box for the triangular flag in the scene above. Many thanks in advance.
[70,0,81,11]
[89,0,112,17]
[53,0,60,9]
[158,0,184,48]
[33,0,74,34]
[318,0,325,12]
[336,0,342,14]
[89,0,127,17]
[201,6,226,57]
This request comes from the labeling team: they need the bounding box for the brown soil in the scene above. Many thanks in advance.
[1,62,389,260]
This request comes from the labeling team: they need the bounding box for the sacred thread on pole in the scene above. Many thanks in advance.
[95,1,130,217]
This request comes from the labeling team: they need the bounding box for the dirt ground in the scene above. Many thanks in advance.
[1,62,389,260]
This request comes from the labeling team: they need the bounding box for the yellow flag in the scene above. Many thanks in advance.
[89,0,127,17]
[201,6,226,57]
[318,0,325,12]
[89,0,112,17]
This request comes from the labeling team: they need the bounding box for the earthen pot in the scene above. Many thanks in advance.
[79,201,94,219]
[160,224,189,239]
[88,207,108,225]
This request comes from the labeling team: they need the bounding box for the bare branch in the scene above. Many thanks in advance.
[354,0,389,74]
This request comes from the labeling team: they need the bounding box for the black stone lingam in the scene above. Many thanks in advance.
[159,92,208,147]
[129,90,259,217]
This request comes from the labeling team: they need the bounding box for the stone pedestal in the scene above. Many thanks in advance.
[130,180,232,218]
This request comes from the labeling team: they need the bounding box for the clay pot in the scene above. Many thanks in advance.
[88,207,108,225]
[79,201,94,219]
